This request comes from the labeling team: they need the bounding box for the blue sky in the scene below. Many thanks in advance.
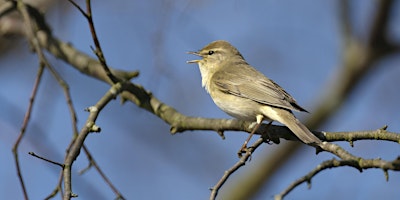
[1,0,400,199]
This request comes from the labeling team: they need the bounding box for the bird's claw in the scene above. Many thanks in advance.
[237,143,252,161]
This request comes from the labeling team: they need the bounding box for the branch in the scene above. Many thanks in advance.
[11,62,44,200]
[63,82,125,199]
[275,157,400,200]
[209,126,400,200]
[79,146,126,199]
[210,138,264,200]
[67,0,119,84]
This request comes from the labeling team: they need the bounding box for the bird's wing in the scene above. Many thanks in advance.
[212,66,308,112]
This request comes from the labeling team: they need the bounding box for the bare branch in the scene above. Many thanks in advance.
[79,146,126,199]
[67,0,119,83]
[210,138,264,200]
[62,82,125,199]
[275,157,400,200]
[12,63,44,200]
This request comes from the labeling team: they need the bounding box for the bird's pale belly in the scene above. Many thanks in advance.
[210,90,272,122]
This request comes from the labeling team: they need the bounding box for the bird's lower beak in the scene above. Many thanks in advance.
[187,51,201,64]
[187,59,200,64]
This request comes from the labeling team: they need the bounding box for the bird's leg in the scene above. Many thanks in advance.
[238,115,264,158]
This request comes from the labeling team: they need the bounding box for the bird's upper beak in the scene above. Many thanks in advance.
[186,51,202,64]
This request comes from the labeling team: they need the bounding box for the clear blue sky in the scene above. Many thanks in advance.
[1,0,400,199]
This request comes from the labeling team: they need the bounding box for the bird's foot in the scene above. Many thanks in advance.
[237,142,252,160]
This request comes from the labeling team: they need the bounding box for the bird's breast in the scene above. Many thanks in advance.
[208,87,265,122]
[198,64,214,93]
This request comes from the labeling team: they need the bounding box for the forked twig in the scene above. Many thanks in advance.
[210,138,264,200]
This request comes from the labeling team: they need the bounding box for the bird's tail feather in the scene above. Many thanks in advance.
[277,110,321,145]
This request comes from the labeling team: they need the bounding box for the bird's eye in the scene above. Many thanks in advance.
[208,50,215,55]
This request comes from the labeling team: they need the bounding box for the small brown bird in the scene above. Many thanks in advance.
[187,40,321,154]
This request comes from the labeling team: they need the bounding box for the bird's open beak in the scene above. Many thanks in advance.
[186,51,201,64]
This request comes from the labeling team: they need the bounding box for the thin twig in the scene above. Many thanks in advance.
[67,0,118,83]
[63,82,125,200]
[275,156,400,200]
[80,145,126,199]
[12,62,45,200]
[15,2,81,199]
[209,138,264,200]
[28,152,64,168]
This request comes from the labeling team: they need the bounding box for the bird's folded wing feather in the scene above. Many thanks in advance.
[212,66,307,112]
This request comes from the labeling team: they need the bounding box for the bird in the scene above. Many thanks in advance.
[187,40,321,155]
